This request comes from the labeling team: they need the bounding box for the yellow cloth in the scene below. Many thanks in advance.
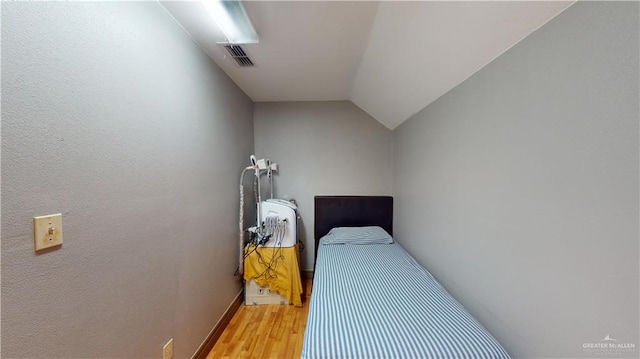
[243,244,303,307]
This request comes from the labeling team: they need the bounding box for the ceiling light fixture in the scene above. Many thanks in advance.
[203,0,258,44]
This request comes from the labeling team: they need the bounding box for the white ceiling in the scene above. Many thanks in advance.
[161,1,574,129]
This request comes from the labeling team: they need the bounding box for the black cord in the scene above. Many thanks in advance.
[234,243,261,276]
[257,245,284,280]
[235,241,283,280]
[234,219,292,277]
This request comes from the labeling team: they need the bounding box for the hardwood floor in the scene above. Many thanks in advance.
[207,279,312,359]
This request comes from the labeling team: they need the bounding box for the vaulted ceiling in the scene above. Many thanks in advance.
[161,1,574,129]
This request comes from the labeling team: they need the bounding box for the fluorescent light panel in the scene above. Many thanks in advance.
[204,0,258,44]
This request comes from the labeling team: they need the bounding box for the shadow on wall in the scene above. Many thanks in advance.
[297,214,309,269]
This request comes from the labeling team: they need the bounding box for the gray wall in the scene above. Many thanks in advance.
[393,2,639,358]
[1,3,253,358]
[254,101,393,270]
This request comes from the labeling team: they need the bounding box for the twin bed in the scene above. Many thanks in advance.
[301,196,510,359]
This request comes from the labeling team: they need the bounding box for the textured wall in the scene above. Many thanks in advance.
[254,101,393,270]
[1,3,253,358]
[393,2,639,358]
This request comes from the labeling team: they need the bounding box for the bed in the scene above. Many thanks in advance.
[301,196,510,359]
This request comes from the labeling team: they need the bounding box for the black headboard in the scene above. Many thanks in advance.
[314,196,393,259]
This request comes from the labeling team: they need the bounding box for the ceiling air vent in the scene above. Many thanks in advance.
[223,45,254,67]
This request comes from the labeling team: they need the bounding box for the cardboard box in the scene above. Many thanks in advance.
[244,279,289,305]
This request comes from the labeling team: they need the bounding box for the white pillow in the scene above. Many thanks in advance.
[323,226,393,245]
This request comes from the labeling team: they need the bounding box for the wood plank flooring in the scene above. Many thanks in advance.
[207,279,312,359]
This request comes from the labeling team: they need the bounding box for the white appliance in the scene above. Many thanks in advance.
[259,199,297,248]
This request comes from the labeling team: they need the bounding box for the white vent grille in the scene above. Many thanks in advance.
[223,45,254,67]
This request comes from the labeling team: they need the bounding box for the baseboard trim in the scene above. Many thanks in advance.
[302,270,314,279]
[192,289,243,359]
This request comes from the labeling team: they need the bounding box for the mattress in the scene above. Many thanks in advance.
[301,238,511,359]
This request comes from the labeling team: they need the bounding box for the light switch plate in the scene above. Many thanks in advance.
[33,213,63,251]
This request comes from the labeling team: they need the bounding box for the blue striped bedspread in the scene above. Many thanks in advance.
[301,239,511,359]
